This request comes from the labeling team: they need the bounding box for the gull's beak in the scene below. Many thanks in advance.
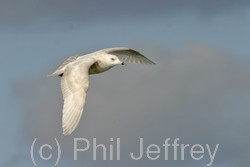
[117,59,124,65]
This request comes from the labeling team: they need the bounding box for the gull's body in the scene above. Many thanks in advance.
[48,47,155,135]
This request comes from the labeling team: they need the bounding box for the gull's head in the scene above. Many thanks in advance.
[95,55,125,73]
[106,55,124,66]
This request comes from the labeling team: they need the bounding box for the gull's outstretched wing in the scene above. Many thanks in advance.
[47,54,79,77]
[103,47,155,65]
[61,57,96,135]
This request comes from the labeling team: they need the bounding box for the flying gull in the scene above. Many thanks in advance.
[48,47,155,135]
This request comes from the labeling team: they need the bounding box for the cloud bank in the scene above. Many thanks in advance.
[1,0,250,28]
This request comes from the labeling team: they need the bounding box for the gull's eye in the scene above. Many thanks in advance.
[111,58,115,61]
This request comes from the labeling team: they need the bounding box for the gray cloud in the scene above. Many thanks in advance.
[12,43,250,166]
[1,0,250,28]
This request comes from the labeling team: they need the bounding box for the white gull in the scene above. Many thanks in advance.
[48,47,155,135]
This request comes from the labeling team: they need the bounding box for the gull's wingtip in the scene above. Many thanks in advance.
[63,129,68,135]
[46,73,57,77]
[63,132,69,136]
[63,128,72,136]
[146,60,156,65]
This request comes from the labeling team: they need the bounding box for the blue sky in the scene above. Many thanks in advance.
[1,1,250,167]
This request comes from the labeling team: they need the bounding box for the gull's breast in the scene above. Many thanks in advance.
[88,62,112,74]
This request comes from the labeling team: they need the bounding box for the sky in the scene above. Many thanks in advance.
[1,0,250,167]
